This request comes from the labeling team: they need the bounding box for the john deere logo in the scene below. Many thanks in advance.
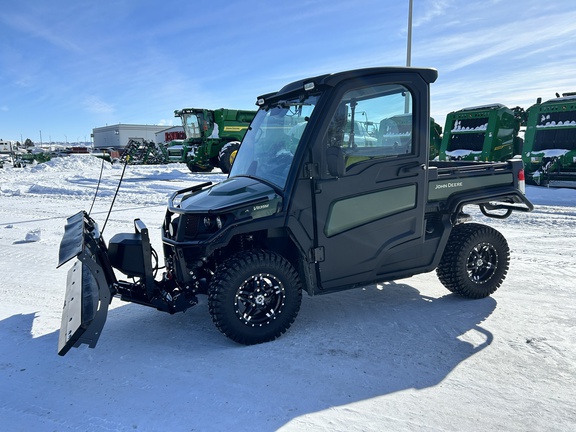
[223,126,248,132]
[434,181,463,190]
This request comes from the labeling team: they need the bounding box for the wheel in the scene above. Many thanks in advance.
[187,161,213,172]
[436,223,509,299]
[208,249,302,345]
[218,141,240,174]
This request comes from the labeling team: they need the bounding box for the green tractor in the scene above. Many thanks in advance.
[523,93,576,187]
[439,104,522,162]
[165,108,256,173]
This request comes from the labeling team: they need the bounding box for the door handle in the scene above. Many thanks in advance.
[398,163,426,176]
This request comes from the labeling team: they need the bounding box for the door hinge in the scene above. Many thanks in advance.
[310,246,325,263]
[304,162,318,179]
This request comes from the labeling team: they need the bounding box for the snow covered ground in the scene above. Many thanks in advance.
[0,155,575,431]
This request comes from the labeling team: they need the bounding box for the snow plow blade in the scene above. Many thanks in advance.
[57,211,116,356]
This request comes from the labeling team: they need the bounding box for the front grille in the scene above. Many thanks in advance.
[183,215,200,240]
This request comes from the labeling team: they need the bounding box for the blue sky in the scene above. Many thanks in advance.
[1,0,576,144]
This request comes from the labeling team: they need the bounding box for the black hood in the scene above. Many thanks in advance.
[179,176,280,213]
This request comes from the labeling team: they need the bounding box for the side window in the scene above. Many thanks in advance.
[324,84,413,170]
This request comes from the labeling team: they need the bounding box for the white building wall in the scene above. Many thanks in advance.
[0,140,14,153]
[92,124,166,150]
[155,126,185,143]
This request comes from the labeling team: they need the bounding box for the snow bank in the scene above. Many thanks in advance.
[526,184,576,206]
[30,154,115,173]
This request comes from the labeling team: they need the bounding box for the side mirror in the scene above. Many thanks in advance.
[326,146,345,177]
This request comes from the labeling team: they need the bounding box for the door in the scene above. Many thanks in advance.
[313,79,429,290]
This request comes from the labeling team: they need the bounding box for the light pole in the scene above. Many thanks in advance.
[406,0,413,67]
[405,0,413,114]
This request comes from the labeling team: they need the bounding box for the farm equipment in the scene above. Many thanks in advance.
[120,139,168,165]
[56,67,533,356]
[523,93,576,187]
[12,150,50,167]
[165,108,256,173]
[439,104,522,162]
[378,114,442,159]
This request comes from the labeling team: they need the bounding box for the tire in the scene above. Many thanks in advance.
[187,161,213,172]
[218,141,240,174]
[436,223,509,299]
[208,249,302,345]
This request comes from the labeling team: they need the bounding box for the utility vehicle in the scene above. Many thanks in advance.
[57,67,533,355]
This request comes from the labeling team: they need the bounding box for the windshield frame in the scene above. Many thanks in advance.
[181,112,202,139]
[229,93,320,190]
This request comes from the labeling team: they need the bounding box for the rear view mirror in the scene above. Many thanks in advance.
[326,146,345,177]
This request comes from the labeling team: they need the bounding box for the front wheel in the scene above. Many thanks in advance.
[437,223,509,299]
[208,250,302,345]
[218,141,241,174]
[187,161,213,173]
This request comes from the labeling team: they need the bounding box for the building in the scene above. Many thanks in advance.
[92,124,167,150]
[0,139,14,153]
[155,126,185,144]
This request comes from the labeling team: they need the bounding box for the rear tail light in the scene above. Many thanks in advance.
[518,169,526,194]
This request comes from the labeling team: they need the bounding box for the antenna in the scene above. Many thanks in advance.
[101,158,129,235]
[88,155,106,216]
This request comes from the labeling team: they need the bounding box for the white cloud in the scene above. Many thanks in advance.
[429,61,576,129]
[0,12,82,54]
[83,96,114,115]
[417,9,576,73]
[413,0,455,27]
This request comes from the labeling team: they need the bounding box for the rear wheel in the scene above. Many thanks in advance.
[437,223,509,299]
[208,250,302,345]
[218,141,240,174]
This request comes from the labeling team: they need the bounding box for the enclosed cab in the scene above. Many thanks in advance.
[523,93,576,187]
[439,104,521,162]
[165,108,256,173]
[56,67,532,356]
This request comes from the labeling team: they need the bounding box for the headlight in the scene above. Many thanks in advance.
[165,213,226,242]
[169,217,178,237]
[203,215,223,231]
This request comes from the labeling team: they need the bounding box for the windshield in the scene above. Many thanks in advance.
[181,113,202,139]
[230,94,319,189]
